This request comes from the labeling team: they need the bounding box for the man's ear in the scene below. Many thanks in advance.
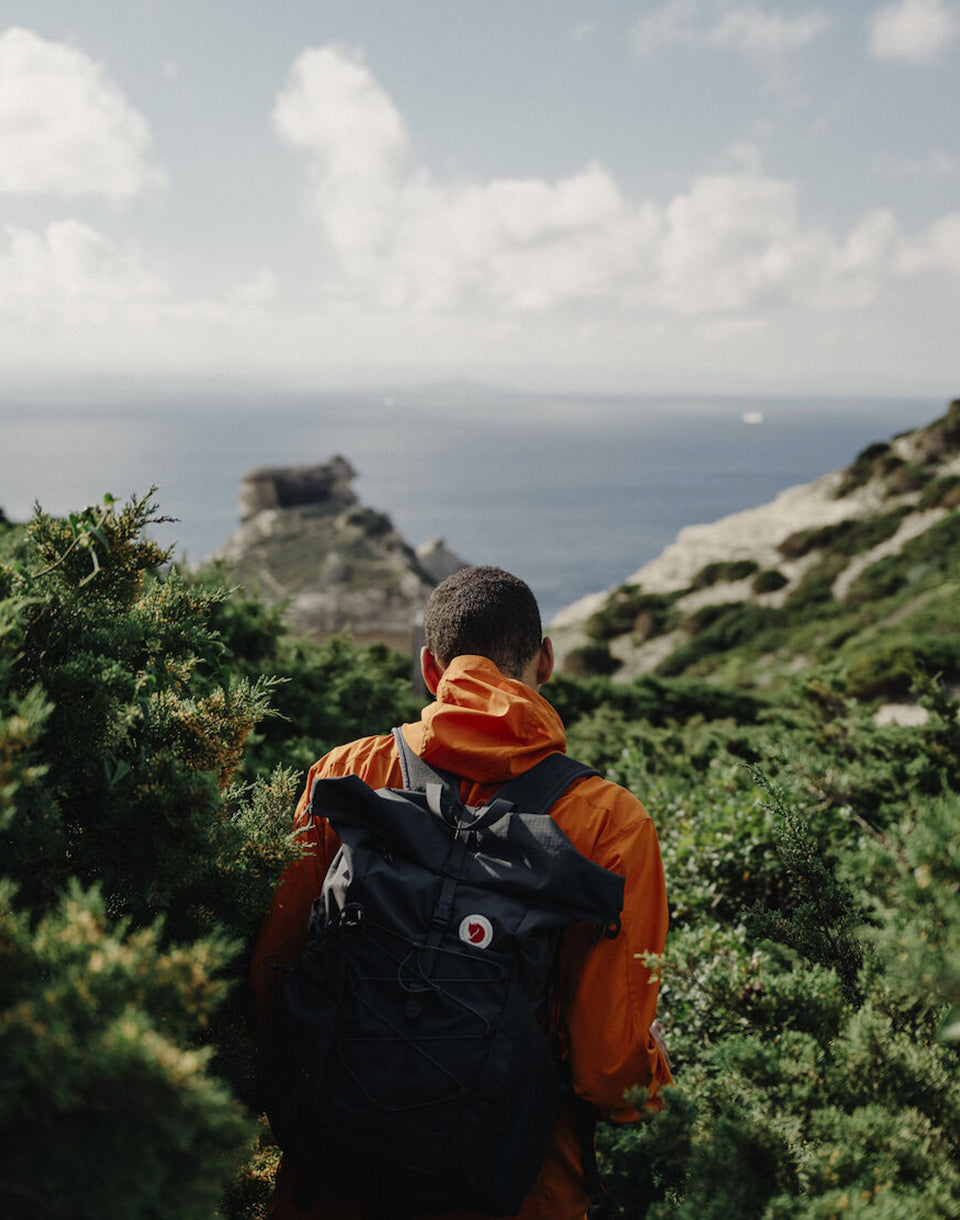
[420,647,445,695]
[535,637,555,687]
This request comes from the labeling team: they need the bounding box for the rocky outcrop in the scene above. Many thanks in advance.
[206,458,467,648]
[415,537,469,584]
[239,457,357,521]
[549,399,960,686]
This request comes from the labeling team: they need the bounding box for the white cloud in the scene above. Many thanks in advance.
[898,212,960,274]
[632,1,828,63]
[709,6,829,56]
[0,27,163,200]
[274,44,960,322]
[632,0,704,53]
[875,148,960,176]
[272,44,407,179]
[0,220,163,321]
[868,0,960,63]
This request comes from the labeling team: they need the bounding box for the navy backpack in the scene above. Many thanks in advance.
[261,729,624,1216]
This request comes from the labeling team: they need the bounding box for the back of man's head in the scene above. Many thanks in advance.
[423,566,542,680]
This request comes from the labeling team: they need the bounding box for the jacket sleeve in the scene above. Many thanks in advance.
[559,798,672,1121]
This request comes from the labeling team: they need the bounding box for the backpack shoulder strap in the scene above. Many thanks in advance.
[392,726,462,796]
[494,753,600,816]
[392,726,599,817]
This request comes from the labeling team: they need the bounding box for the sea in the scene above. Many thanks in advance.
[0,389,946,623]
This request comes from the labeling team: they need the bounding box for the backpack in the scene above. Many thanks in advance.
[261,729,625,1217]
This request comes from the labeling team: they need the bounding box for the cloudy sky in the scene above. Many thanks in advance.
[1,0,959,400]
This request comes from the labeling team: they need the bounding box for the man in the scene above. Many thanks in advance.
[250,566,672,1219]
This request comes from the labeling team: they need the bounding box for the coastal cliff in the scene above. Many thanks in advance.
[549,398,960,710]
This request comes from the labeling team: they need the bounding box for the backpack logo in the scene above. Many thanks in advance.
[459,914,493,949]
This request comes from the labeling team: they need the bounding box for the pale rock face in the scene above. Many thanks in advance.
[613,471,887,598]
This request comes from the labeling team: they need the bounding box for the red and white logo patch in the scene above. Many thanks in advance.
[459,914,493,949]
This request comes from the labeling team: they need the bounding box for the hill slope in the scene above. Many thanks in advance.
[550,398,960,706]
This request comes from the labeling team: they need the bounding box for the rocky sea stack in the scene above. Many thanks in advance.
[205,457,466,650]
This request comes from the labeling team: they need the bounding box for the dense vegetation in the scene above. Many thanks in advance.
[1,485,957,1218]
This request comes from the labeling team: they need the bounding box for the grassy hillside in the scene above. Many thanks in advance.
[557,398,960,710]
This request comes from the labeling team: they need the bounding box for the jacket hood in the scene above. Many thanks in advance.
[407,655,566,784]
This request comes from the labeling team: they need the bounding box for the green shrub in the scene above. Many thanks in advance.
[844,632,960,700]
[691,560,758,590]
[562,640,623,677]
[782,552,847,613]
[656,604,781,677]
[918,473,960,510]
[0,493,303,1217]
[886,463,933,496]
[834,441,899,498]
[0,882,250,1220]
[778,510,907,562]
[547,673,764,736]
[587,585,683,642]
[752,568,788,594]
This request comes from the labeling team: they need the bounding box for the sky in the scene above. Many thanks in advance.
[1,0,959,402]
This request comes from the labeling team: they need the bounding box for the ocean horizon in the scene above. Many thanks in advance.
[0,389,947,622]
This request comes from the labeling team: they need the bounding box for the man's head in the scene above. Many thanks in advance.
[421,565,553,691]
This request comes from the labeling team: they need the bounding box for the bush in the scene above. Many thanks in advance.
[918,474,960,510]
[562,640,623,677]
[587,586,683,642]
[778,510,907,562]
[0,493,304,1217]
[656,604,781,677]
[752,568,788,594]
[844,632,960,700]
[691,560,758,590]
[886,463,933,496]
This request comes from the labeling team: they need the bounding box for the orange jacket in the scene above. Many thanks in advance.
[250,656,672,1220]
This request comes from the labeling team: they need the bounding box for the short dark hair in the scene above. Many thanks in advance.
[423,566,542,678]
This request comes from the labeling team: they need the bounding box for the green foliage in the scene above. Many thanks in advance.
[656,604,782,677]
[745,771,864,996]
[691,559,759,589]
[4,466,960,1219]
[778,510,908,562]
[587,585,684,643]
[0,493,315,1217]
[547,672,764,739]
[0,881,249,1220]
[581,673,960,1219]
[752,568,789,594]
[844,511,960,607]
[833,440,896,498]
[563,640,624,677]
[844,631,960,700]
[860,789,960,1045]
[189,570,423,784]
[918,473,960,510]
